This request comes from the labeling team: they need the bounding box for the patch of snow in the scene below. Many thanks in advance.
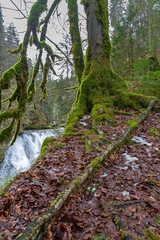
[132,136,152,146]
[100,173,108,177]
[154,147,159,151]
[146,149,151,157]
[79,121,88,126]
[122,191,130,199]
[120,166,128,170]
[87,186,96,192]
[83,115,91,120]
[123,152,139,170]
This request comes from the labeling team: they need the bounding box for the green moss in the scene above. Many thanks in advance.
[57,178,65,184]
[27,0,47,29]
[27,82,36,102]
[95,0,111,59]
[126,119,139,129]
[89,157,101,168]
[83,129,96,136]
[148,55,160,72]
[113,109,136,116]
[155,217,160,225]
[39,55,50,100]
[0,0,53,146]
[68,0,84,83]
[63,86,78,91]
[145,229,160,240]
[91,103,114,125]
[0,120,15,142]
[81,0,89,6]
[134,71,160,99]
[53,141,65,149]
[86,138,105,152]
[51,194,63,207]
[85,139,92,152]
[148,127,160,137]
[41,136,56,154]
[114,91,153,109]
[63,104,85,136]
[8,43,22,54]
[16,233,23,238]
[1,68,15,89]
[41,146,49,154]
[0,179,12,195]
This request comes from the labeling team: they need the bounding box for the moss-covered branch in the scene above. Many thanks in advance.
[27,0,61,102]
[15,99,157,240]
[0,0,61,144]
[67,0,84,83]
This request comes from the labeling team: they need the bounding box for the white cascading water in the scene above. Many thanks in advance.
[0,128,64,186]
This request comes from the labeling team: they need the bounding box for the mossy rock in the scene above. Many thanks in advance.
[41,136,56,154]
[91,103,114,125]
[114,91,152,109]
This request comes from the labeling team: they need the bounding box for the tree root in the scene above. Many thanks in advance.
[110,199,144,208]
[15,99,158,240]
[111,212,134,240]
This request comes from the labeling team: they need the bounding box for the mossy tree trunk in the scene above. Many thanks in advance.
[64,0,127,135]
[67,0,84,84]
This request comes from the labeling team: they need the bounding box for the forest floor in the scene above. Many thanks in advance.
[0,108,160,240]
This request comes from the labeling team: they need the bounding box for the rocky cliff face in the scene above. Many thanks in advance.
[22,105,48,130]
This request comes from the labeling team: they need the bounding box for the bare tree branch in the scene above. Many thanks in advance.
[9,0,27,19]
[23,0,29,17]
[46,36,73,66]
[1,7,19,11]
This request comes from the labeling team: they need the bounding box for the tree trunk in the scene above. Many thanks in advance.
[64,0,127,136]
[67,0,84,84]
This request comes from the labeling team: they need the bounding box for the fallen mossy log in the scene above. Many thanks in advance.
[111,212,134,240]
[16,99,157,240]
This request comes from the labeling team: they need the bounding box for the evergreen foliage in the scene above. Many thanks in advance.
[110,0,160,79]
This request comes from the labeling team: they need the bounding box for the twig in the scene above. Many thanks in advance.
[46,36,73,66]
[111,212,134,240]
[9,0,27,19]
[110,199,144,208]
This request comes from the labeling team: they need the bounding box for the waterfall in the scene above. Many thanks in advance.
[0,128,64,187]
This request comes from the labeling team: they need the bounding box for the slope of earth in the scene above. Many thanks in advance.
[49,112,160,240]
[0,109,160,239]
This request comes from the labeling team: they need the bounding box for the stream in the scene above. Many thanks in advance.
[0,128,64,187]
